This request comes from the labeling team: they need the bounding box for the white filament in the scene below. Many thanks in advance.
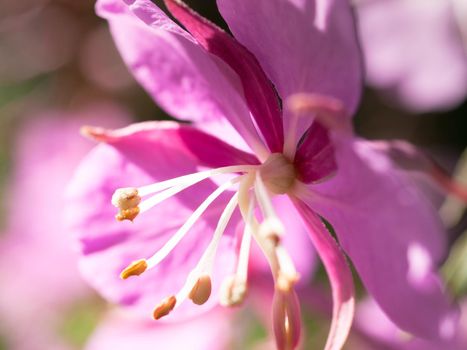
[175,191,239,306]
[137,165,256,197]
[146,176,242,269]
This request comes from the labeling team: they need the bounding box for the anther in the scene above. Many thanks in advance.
[112,187,141,221]
[153,295,177,320]
[189,274,212,305]
[116,207,140,222]
[219,275,247,307]
[259,217,284,245]
[120,259,148,279]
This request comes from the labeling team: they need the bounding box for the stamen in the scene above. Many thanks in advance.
[145,177,242,270]
[220,195,255,307]
[175,191,239,306]
[137,165,257,197]
[219,275,247,307]
[258,217,284,245]
[153,295,177,320]
[112,188,141,221]
[120,259,148,279]
[115,207,140,222]
[189,274,212,305]
[254,173,277,219]
[112,165,256,221]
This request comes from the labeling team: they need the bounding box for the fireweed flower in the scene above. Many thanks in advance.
[354,0,467,112]
[66,0,464,349]
[0,106,127,349]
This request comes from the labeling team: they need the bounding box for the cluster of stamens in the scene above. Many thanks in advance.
[112,153,301,346]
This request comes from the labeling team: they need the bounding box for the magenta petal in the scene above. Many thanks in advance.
[217,0,362,136]
[82,121,259,168]
[96,0,266,153]
[303,137,459,340]
[293,198,355,350]
[164,0,284,153]
[66,122,245,318]
[294,121,337,183]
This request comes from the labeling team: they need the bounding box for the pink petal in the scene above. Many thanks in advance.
[85,308,234,350]
[65,122,249,319]
[302,137,459,340]
[217,0,362,137]
[163,0,284,153]
[355,298,466,350]
[292,198,355,350]
[96,0,266,154]
[356,0,467,112]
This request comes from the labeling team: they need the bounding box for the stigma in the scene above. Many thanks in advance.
[112,152,301,344]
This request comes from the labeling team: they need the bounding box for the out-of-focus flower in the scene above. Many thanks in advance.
[0,104,128,350]
[353,298,467,350]
[86,307,234,350]
[355,0,467,112]
[0,5,82,83]
[66,0,459,349]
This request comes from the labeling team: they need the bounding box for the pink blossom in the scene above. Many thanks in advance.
[0,105,128,350]
[355,0,467,112]
[66,0,459,349]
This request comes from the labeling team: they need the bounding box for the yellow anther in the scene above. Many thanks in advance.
[189,274,212,305]
[153,295,177,320]
[115,207,140,222]
[120,259,148,279]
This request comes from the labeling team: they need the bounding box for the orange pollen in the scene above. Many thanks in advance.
[153,295,177,320]
[116,207,140,222]
[188,274,212,305]
[120,259,148,279]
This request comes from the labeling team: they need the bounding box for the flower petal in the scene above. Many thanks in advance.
[85,308,234,350]
[355,298,466,350]
[301,137,459,340]
[294,121,337,184]
[164,0,284,153]
[66,122,249,319]
[356,0,467,112]
[292,198,355,350]
[217,0,362,136]
[96,0,267,156]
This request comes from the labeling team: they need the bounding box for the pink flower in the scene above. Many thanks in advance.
[0,105,127,350]
[86,307,234,350]
[66,0,460,348]
[355,0,467,112]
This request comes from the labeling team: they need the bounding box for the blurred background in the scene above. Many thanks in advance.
[0,0,465,349]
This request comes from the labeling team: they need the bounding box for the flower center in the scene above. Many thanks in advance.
[259,153,296,195]
[111,154,300,336]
